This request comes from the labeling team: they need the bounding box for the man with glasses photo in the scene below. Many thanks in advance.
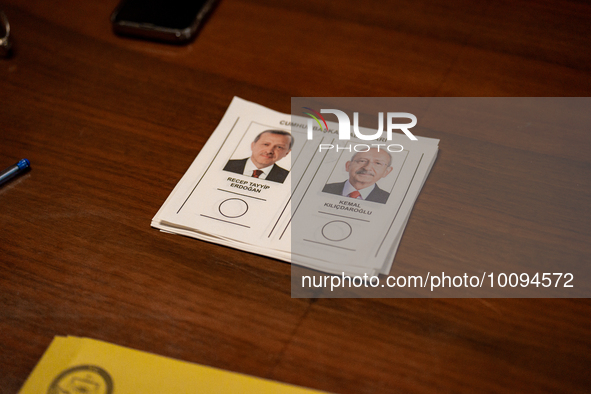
[322,148,393,204]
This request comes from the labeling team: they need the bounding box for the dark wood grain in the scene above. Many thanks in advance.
[1,0,590,393]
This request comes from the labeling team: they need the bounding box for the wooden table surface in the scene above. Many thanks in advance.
[1,0,590,393]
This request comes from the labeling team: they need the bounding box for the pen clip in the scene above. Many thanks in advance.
[0,10,12,57]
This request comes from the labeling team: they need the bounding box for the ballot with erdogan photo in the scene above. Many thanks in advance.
[152,97,439,277]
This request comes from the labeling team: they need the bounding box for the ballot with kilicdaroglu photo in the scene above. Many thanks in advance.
[152,97,439,277]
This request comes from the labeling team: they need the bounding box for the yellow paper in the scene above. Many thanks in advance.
[19,336,328,394]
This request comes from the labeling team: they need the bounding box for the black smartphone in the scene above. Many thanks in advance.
[111,0,219,44]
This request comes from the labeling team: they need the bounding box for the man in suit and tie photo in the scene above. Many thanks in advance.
[223,130,293,183]
[323,148,393,204]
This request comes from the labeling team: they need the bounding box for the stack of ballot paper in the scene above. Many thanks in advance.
[152,97,439,277]
[18,336,327,393]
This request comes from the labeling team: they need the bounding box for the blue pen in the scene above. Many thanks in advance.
[0,159,30,186]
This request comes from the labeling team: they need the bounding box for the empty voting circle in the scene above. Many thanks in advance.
[321,220,352,242]
[219,198,249,218]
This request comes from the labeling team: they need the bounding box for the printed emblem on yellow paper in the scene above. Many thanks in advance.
[47,365,113,394]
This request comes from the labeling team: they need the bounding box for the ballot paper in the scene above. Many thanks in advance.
[18,336,327,393]
[152,97,439,277]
